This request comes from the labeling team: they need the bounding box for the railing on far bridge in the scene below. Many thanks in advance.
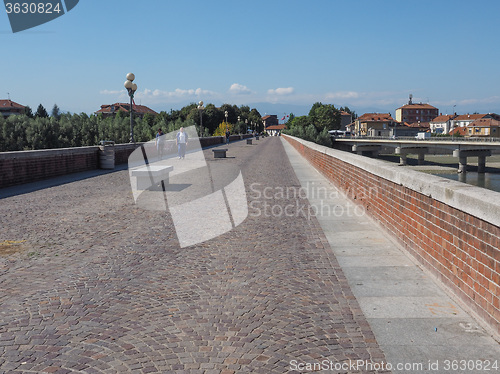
[333,135,500,143]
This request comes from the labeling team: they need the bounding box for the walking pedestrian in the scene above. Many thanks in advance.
[155,128,164,160]
[176,127,188,159]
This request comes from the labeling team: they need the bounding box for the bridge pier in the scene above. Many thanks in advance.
[453,149,491,173]
[352,144,381,157]
[395,147,428,166]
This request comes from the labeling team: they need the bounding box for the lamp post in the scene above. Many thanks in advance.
[245,119,248,134]
[224,111,229,144]
[197,101,204,137]
[237,116,240,134]
[124,73,138,143]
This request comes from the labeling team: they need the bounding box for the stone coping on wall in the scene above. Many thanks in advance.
[283,135,500,229]
[0,137,227,161]
[0,146,98,160]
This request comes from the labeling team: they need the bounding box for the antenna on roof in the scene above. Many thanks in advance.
[7,92,10,100]
[409,94,413,105]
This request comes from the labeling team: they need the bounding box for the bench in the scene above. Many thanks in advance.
[212,149,228,158]
[130,165,174,190]
[246,139,252,145]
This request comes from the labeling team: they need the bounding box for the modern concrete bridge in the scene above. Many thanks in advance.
[333,137,500,172]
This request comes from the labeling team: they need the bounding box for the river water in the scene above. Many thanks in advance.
[434,172,500,193]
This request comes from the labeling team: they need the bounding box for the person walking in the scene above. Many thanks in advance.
[176,127,188,159]
[155,128,165,160]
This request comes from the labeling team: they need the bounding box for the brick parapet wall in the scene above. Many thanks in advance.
[0,147,99,189]
[0,137,228,189]
[283,134,500,337]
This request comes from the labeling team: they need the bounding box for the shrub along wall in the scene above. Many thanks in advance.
[283,134,500,337]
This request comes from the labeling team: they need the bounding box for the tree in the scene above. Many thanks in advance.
[23,105,34,118]
[35,104,49,118]
[248,108,262,132]
[213,121,234,137]
[203,104,224,135]
[51,104,61,119]
[308,102,341,131]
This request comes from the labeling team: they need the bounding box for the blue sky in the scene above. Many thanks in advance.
[2,0,500,117]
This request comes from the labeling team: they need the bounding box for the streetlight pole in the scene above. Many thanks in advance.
[224,110,228,144]
[197,101,204,137]
[124,73,138,143]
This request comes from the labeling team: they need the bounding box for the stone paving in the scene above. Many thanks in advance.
[0,137,388,373]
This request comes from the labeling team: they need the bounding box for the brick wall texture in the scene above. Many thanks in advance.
[284,135,500,337]
[0,144,136,189]
[0,136,250,189]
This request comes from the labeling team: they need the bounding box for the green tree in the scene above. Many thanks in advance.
[308,102,341,132]
[35,104,49,118]
[248,108,262,132]
[3,115,29,150]
[23,105,34,118]
[203,104,224,135]
[51,104,61,119]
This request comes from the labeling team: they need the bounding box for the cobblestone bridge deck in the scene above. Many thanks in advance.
[0,138,386,373]
[1,137,499,373]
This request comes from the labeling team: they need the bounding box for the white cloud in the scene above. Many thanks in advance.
[229,83,252,95]
[100,89,122,95]
[325,91,360,100]
[138,87,217,100]
[267,87,294,95]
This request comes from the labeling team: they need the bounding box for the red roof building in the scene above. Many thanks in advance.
[96,103,158,119]
[395,96,439,123]
[262,115,279,128]
[454,113,500,128]
[0,99,26,118]
[265,123,286,136]
[430,114,457,134]
[354,113,395,136]
[464,118,500,138]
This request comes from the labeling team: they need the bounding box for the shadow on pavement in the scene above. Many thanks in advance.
[0,164,129,200]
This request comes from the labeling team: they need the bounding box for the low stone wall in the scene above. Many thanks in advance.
[0,146,99,189]
[0,136,233,189]
[284,134,500,337]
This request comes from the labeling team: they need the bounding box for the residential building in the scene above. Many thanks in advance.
[340,111,352,130]
[0,99,26,118]
[265,124,286,136]
[262,115,278,128]
[453,113,500,128]
[430,114,457,134]
[449,126,468,137]
[465,118,500,138]
[95,103,158,119]
[395,96,439,123]
[354,113,395,136]
[403,121,430,132]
